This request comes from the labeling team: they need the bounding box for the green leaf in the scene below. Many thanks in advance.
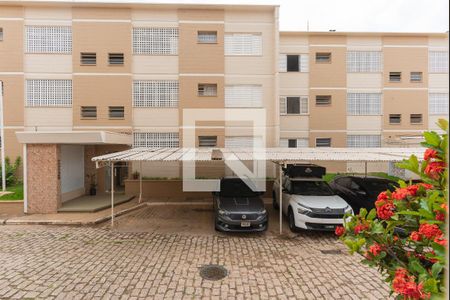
[359,208,367,219]
[423,131,441,147]
[431,243,446,257]
[431,263,443,278]
[371,222,385,234]
[423,278,439,294]
[409,260,427,275]
[367,209,377,221]
[437,118,448,132]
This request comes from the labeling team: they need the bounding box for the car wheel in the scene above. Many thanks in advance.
[272,192,279,210]
[288,208,298,233]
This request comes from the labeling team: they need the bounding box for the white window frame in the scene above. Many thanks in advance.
[225,33,262,56]
[347,135,381,148]
[133,80,179,108]
[198,31,217,44]
[279,54,309,72]
[279,138,309,148]
[133,132,179,148]
[280,96,308,115]
[26,79,72,107]
[347,93,382,116]
[225,85,262,108]
[429,93,449,115]
[133,27,179,55]
[25,26,72,54]
[346,51,382,73]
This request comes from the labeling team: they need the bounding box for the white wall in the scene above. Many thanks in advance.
[61,145,85,202]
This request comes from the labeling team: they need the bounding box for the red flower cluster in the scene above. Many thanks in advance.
[423,148,438,161]
[354,223,370,234]
[418,223,442,240]
[393,268,429,299]
[368,243,383,256]
[410,231,421,242]
[434,235,448,247]
[375,200,395,220]
[335,226,345,237]
[424,161,446,180]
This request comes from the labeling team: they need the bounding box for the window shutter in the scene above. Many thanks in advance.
[133,132,179,148]
[225,85,262,108]
[279,54,287,72]
[279,96,287,115]
[300,97,309,114]
[300,54,309,72]
[225,33,262,56]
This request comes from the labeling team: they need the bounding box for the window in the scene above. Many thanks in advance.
[132,27,178,55]
[81,106,97,119]
[80,52,96,65]
[429,51,449,73]
[225,85,262,108]
[347,93,382,115]
[429,93,449,115]
[26,26,72,53]
[346,51,382,73]
[316,138,331,147]
[109,53,124,65]
[287,55,299,72]
[280,138,309,148]
[133,80,179,108]
[347,135,381,148]
[109,106,124,119]
[133,132,179,148]
[315,52,331,63]
[410,72,423,82]
[225,33,262,56]
[279,54,309,72]
[198,84,217,96]
[315,95,332,106]
[389,72,402,82]
[26,79,72,107]
[410,114,423,124]
[225,137,263,148]
[389,114,401,124]
[198,136,217,147]
[280,96,308,115]
[0,28,3,41]
[198,31,217,43]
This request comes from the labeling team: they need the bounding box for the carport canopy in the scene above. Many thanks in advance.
[92,147,425,233]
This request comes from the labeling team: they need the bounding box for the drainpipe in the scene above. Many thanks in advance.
[279,163,283,235]
[0,81,5,192]
[111,162,115,228]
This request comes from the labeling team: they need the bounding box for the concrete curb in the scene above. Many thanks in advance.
[2,203,148,226]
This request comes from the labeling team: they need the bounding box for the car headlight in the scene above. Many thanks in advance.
[344,205,353,215]
[297,203,312,214]
[218,209,229,215]
[259,209,267,215]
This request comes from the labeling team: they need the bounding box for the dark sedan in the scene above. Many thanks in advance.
[213,178,268,232]
[329,176,398,214]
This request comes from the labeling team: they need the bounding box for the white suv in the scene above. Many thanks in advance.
[273,175,353,232]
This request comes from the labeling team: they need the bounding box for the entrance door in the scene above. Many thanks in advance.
[104,162,128,192]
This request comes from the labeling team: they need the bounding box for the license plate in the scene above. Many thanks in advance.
[241,221,251,227]
[324,225,335,229]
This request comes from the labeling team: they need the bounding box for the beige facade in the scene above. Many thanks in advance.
[0,1,448,212]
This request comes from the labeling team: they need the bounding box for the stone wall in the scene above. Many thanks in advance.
[27,144,61,213]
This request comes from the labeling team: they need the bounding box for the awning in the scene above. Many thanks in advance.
[92,147,425,163]
[16,131,132,145]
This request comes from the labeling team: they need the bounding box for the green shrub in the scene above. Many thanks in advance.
[0,156,22,186]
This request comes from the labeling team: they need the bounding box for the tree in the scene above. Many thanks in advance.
[0,156,22,186]
[336,119,448,299]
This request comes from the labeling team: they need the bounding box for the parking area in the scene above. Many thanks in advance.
[0,202,392,299]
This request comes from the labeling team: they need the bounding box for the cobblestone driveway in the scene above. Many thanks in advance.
[0,206,392,299]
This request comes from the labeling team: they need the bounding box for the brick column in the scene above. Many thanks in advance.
[27,144,61,214]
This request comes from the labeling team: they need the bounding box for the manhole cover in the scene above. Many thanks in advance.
[320,249,342,255]
[199,264,228,281]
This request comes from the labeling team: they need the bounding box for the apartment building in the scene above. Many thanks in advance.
[0,1,448,213]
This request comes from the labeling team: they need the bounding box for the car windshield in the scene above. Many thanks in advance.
[219,180,259,197]
[291,181,335,196]
[360,180,398,194]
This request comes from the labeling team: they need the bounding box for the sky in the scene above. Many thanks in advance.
[79,0,449,33]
